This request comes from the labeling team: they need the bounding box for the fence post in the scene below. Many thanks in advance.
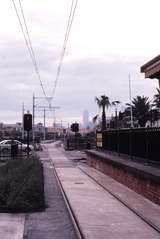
[117,129,120,156]
[129,128,132,160]
[145,127,149,164]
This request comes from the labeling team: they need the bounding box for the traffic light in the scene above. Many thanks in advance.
[71,123,79,132]
[24,113,32,131]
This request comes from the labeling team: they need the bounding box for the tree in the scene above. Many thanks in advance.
[153,88,160,108]
[95,95,110,130]
[92,114,99,124]
[148,108,159,127]
[92,114,101,130]
[132,96,150,127]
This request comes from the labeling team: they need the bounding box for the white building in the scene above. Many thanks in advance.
[83,110,90,129]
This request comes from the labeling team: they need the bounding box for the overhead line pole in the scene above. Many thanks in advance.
[129,74,134,128]
[33,94,60,142]
[44,108,46,141]
[32,93,35,143]
[22,102,25,140]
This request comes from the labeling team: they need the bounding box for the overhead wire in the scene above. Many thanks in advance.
[11,0,48,100]
[50,0,79,100]
[18,0,48,100]
[11,0,79,105]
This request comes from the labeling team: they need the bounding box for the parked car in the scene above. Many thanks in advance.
[0,140,33,153]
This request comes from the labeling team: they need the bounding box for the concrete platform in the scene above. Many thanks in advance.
[86,150,160,181]
[0,214,24,239]
[78,164,160,231]
[47,143,160,239]
[86,150,160,205]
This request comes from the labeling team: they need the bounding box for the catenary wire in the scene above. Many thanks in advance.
[18,0,47,99]
[50,0,78,98]
[11,0,48,100]
[50,0,79,99]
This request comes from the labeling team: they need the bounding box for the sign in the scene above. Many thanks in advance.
[96,132,103,148]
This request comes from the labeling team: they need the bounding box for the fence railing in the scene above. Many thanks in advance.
[0,144,21,160]
[97,128,160,163]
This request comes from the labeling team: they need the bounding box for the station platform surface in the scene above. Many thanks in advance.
[47,143,160,239]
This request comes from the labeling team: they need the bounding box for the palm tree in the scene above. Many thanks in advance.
[92,114,100,130]
[132,96,150,127]
[153,88,160,108]
[92,114,99,124]
[95,95,110,130]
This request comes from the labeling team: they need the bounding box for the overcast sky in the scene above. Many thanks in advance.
[0,0,160,126]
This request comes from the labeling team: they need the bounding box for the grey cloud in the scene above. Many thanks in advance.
[52,56,156,118]
[0,40,157,123]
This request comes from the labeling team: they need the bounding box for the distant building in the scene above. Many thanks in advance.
[0,122,22,139]
[83,110,90,129]
[34,123,44,134]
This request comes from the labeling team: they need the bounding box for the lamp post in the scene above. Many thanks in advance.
[112,101,121,129]
[129,74,134,128]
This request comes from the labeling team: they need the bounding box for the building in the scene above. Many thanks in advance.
[141,55,160,87]
[141,55,160,127]
[83,110,90,129]
[0,122,22,139]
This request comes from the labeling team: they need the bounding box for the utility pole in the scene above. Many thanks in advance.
[32,93,35,143]
[129,74,134,128]
[33,94,60,142]
[43,108,46,141]
[22,103,25,140]
[53,109,56,141]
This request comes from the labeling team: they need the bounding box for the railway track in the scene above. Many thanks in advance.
[45,146,86,239]
[44,144,160,238]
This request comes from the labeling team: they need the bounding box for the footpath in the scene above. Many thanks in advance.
[0,214,24,239]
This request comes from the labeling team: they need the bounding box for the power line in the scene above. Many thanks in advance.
[50,0,79,99]
[11,0,48,100]
[11,0,79,102]
[50,0,78,98]
[11,0,34,65]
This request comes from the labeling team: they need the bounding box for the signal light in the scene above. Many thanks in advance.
[71,123,79,132]
[23,113,32,131]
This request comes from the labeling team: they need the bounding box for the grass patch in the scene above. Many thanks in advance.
[0,156,45,213]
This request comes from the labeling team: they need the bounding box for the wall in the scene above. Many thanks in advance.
[87,152,160,205]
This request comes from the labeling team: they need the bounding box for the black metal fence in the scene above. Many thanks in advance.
[97,128,160,163]
[64,135,96,150]
[0,144,20,161]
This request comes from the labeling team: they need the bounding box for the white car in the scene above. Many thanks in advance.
[0,140,33,153]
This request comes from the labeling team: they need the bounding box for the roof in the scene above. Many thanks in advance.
[140,55,160,79]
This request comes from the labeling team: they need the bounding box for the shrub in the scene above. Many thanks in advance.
[0,156,45,213]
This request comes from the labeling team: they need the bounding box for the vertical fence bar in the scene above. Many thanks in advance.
[145,127,149,164]
[98,128,160,164]
[117,129,120,156]
[129,128,132,160]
